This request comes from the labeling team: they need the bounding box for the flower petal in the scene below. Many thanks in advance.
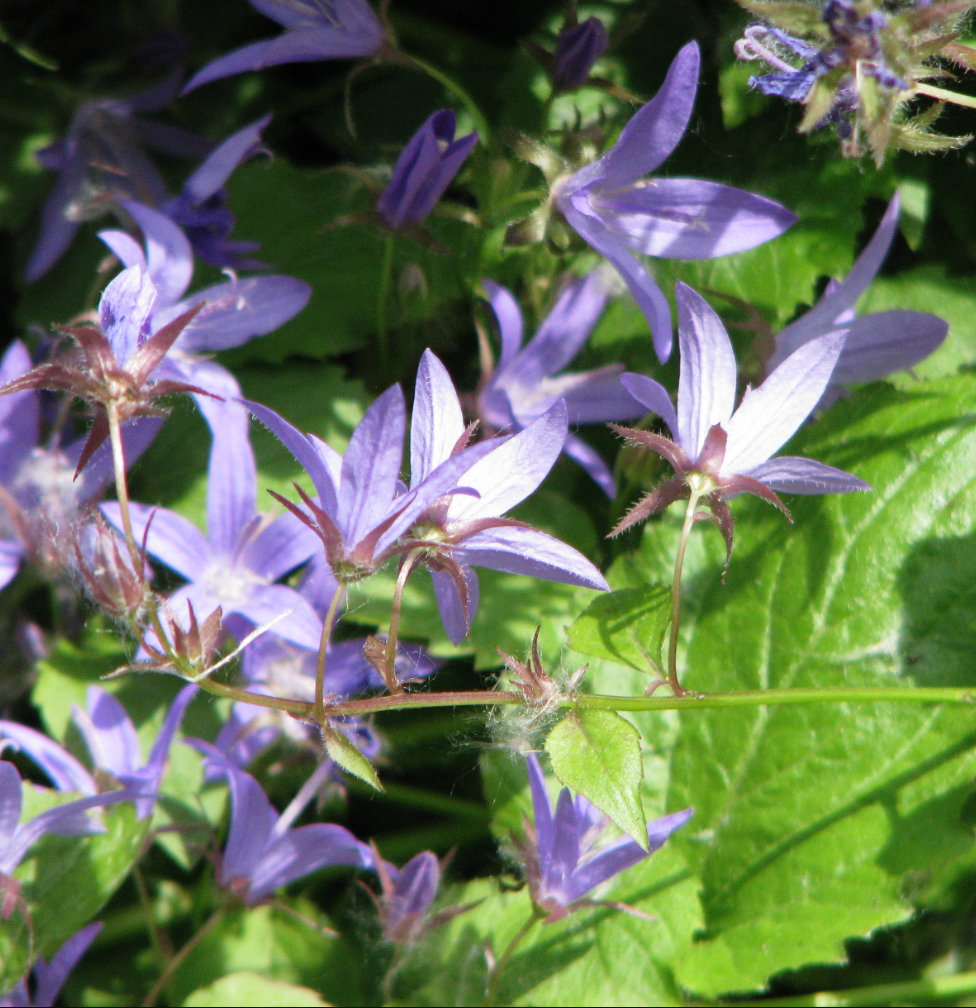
[0,722,95,794]
[98,265,157,365]
[675,282,737,460]
[201,394,257,558]
[829,310,947,386]
[101,501,210,581]
[525,753,555,863]
[232,583,323,651]
[0,341,40,486]
[118,200,193,307]
[410,350,466,485]
[454,525,609,592]
[32,922,104,1008]
[482,281,525,368]
[245,512,320,583]
[75,686,141,777]
[723,330,846,474]
[620,372,677,434]
[562,433,617,498]
[745,456,870,494]
[430,565,479,646]
[595,178,796,259]
[183,115,272,205]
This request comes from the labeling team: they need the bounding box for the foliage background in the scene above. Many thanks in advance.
[4,0,976,1004]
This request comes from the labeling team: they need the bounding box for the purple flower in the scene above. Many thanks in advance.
[158,116,272,270]
[554,41,797,363]
[552,17,608,91]
[243,375,499,587]
[99,196,310,398]
[0,760,134,916]
[405,351,609,644]
[0,342,160,587]
[479,272,644,496]
[185,740,374,905]
[26,72,213,282]
[377,111,477,231]
[612,282,870,547]
[0,684,196,820]
[374,851,440,943]
[766,195,947,392]
[0,921,102,1007]
[182,0,385,94]
[209,627,439,773]
[102,391,322,651]
[519,753,691,923]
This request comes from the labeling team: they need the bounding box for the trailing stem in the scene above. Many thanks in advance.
[485,908,544,1006]
[668,488,703,695]
[314,586,346,722]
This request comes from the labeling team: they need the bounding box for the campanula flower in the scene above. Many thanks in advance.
[612,282,870,549]
[518,753,691,923]
[552,17,608,92]
[0,341,159,586]
[377,110,477,231]
[403,351,609,645]
[0,921,102,1007]
[102,390,321,650]
[765,194,947,392]
[25,71,213,282]
[0,683,197,819]
[554,41,797,362]
[478,272,643,496]
[182,0,385,94]
[99,197,310,398]
[186,741,375,905]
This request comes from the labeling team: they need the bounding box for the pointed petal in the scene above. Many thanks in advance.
[447,401,568,521]
[543,787,582,901]
[162,276,311,353]
[184,739,277,882]
[0,722,95,794]
[100,501,210,581]
[183,116,271,205]
[73,417,163,503]
[410,350,466,484]
[596,178,796,260]
[745,456,871,494]
[247,822,373,904]
[482,280,525,367]
[0,342,40,486]
[339,385,405,544]
[24,160,85,282]
[772,195,901,364]
[562,434,617,497]
[0,761,21,852]
[98,229,147,270]
[724,331,846,474]
[32,922,104,1008]
[135,683,198,818]
[551,368,644,425]
[560,202,674,362]
[525,752,555,862]
[591,41,700,187]
[202,395,257,557]
[233,584,323,651]
[430,565,479,645]
[244,400,339,516]
[453,526,609,591]
[98,265,157,365]
[620,372,677,434]
[182,27,381,93]
[118,200,193,306]
[829,310,947,386]
[387,851,440,925]
[77,686,141,776]
[675,282,737,461]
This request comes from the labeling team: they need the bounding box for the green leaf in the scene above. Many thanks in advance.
[631,375,976,995]
[567,585,671,676]
[545,708,647,847]
[324,727,383,791]
[393,843,700,1006]
[182,972,330,1007]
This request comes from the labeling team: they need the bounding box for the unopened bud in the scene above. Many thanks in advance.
[75,514,148,619]
[553,17,608,91]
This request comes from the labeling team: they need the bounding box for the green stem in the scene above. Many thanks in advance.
[385,547,423,694]
[314,587,346,722]
[141,907,224,1008]
[729,968,976,1006]
[485,909,543,1006]
[668,489,703,694]
[914,81,976,110]
[405,54,492,144]
[376,234,394,369]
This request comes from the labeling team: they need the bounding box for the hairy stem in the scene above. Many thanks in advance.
[913,81,976,110]
[485,909,543,1006]
[385,547,424,695]
[376,234,394,368]
[141,906,224,1008]
[668,489,702,694]
[314,587,346,722]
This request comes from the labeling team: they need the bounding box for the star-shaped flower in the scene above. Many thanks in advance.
[611,281,870,554]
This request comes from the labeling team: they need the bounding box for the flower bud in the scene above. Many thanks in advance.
[75,514,148,619]
[553,17,608,91]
